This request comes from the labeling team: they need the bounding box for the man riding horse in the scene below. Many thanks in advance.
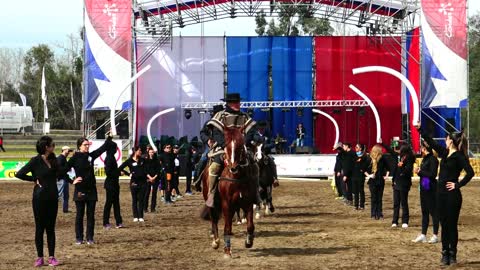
[253,121,279,187]
[205,93,260,208]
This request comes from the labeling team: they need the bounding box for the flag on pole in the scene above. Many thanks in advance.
[18,92,27,117]
[41,66,48,120]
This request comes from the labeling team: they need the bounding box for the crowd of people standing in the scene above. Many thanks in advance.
[332,123,474,266]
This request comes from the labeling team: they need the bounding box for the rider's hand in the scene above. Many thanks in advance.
[273,179,279,188]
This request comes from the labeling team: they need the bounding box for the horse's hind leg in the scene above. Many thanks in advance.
[245,205,255,248]
[266,185,275,214]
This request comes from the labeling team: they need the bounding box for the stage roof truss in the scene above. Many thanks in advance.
[181,100,369,109]
[134,0,420,35]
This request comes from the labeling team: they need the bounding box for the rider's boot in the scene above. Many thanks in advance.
[206,162,221,208]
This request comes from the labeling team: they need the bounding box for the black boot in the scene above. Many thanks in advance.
[449,250,457,265]
[441,250,450,266]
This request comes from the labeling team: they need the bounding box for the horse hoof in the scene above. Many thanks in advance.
[253,204,257,210]
[236,221,242,225]
[255,212,261,219]
[245,240,254,248]
[211,239,220,249]
[223,253,232,259]
[265,208,271,215]
[241,218,247,224]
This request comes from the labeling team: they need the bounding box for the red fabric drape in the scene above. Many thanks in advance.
[314,36,402,153]
[408,28,421,153]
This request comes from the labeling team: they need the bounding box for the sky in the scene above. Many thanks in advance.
[0,0,479,48]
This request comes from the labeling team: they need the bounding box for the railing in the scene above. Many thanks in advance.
[86,110,126,141]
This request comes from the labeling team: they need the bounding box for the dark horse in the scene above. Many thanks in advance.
[201,127,259,258]
[253,143,276,218]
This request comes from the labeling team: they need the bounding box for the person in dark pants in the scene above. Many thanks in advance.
[412,141,439,243]
[57,146,73,213]
[366,144,390,220]
[144,146,160,212]
[119,146,148,222]
[15,136,79,267]
[102,140,123,229]
[333,142,344,199]
[341,143,356,205]
[417,124,474,265]
[0,136,6,152]
[352,144,370,210]
[382,142,415,229]
[66,136,111,245]
[171,145,182,200]
[184,146,195,195]
[159,143,175,204]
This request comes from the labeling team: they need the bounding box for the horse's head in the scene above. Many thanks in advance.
[223,127,248,175]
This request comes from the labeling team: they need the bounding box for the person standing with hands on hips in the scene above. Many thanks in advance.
[15,136,81,267]
[415,122,474,266]
[66,135,113,245]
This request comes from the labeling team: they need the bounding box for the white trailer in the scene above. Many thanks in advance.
[0,102,33,133]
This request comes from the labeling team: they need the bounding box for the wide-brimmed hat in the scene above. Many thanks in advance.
[221,93,242,102]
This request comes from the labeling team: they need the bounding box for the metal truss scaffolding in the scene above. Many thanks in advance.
[181,100,368,110]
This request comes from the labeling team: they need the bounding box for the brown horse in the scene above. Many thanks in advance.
[201,127,259,258]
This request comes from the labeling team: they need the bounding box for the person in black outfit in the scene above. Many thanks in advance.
[144,146,161,212]
[66,136,111,245]
[366,144,390,220]
[341,143,356,205]
[412,141,439,243]
[381,141,416,228]
[351,144,370,210]
[159,143,175,204]
[416,124,474,265]
[333,142,344,199]
[171,145,182,200]
[102,140,123,229]
[119,146,148,222]
[15,136,79,267]
[184,145,195,195]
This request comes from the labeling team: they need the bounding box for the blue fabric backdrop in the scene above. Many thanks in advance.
[271,37,313,148]
[226,37,272,121]
[421,108,461,145]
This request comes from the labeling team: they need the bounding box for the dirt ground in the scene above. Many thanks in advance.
[1,179,480,270]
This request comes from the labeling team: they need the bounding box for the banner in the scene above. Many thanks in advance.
[136,37,225,142]
[405,28,421,152]
[421,0,467,108]
[314,36,402,154]
[273,154,336,177]
[84,0,132,110]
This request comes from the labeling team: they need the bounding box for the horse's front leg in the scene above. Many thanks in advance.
[245,203,255,248]
[211,209,220,249]
[222,203,234,258]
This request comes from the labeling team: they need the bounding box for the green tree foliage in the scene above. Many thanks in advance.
[255,5,333,36]
[468,13,480,144]
[18,43,83,129]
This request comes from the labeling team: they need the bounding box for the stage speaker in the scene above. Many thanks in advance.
[96,119,105,139]
[118,119,129,139]
[295,146,312,154]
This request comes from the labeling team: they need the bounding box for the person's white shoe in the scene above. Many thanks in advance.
[139,218,145,222]
[133,218,139,222]
[428,234,438,243]
[412,234,427,243]
[391,223,398,228]
[402,223,408,229]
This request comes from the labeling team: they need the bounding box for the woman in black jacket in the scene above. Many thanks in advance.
[417,125,474,265]
[382,143,416,228]
[102,140,123,229]
[412,141,439,243]
[15,136,80,267]
[66,136,111,245]
[365,144,390,220]
[144,146,160,212]
[352,144,370,210]
[119,146,148,222]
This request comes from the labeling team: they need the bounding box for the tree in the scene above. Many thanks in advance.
[467,13,480,145]
[255,4,333,36]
